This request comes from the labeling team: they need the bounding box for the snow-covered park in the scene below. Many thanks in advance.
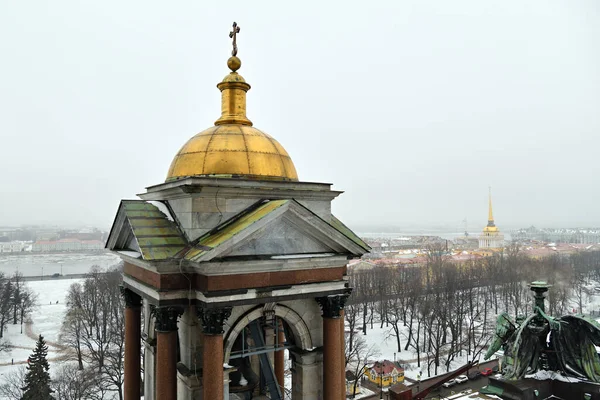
[0,279,81,385]
[3,270,600,397]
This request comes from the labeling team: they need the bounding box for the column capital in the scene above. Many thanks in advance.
[151,306,183,332]
[120,286,142,308]
[316,294,349,319]
[197,307,232,335]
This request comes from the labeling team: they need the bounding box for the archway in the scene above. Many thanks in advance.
[224,304,313,362]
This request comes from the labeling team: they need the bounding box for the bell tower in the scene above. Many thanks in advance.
[107,23,369,400]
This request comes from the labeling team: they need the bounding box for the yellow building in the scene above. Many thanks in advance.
[365,360,404,387]
[478,188,504,249]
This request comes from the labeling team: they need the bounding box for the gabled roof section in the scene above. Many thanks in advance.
[330,215,370,251]
[184,200,288,261]
[106,200,187,261]
[184,199,370,262]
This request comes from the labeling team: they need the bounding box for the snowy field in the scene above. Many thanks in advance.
[0,279,81,386]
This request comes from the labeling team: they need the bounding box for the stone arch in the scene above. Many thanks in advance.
[224,304,313,362]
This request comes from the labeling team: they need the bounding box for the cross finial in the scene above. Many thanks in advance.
[229,22,241,57]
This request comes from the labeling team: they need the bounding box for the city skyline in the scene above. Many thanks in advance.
[1,1,599,229]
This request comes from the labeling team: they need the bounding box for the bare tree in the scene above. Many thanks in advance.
[344,303,361,358]
[0,276,13,338]
[60,283,86,370]
[52,364,104,400]
[61,266,125,400]
[346,334,380,399]
[0,366,26,400]
[18,285,37,334]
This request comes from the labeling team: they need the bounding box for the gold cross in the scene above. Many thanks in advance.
[229,22,241,57]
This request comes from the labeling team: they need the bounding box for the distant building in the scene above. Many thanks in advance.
[479,189,504,249]
[512,226,600,244]
[0,241,25,253]
[345,370,362,396]
[348,260,376,271]
[365,360,404,387]
[32,238,103,252]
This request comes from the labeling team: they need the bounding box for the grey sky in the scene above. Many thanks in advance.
[1,0,598,231]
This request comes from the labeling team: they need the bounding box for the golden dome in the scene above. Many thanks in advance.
[483,225,499,233]
[166,124,298,181]
[166,42,298,182]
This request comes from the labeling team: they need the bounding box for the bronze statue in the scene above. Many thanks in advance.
[485,281,600,382]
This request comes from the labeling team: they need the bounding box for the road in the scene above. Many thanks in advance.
[360,359,498,399]
[18,273,94,282]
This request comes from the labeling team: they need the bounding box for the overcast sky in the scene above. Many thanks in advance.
[1,1,598,232]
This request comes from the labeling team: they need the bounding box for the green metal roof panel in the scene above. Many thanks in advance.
[123,210,168,218]
[330,215,370,251]
[136,236,187,247]
[120,200,187,261]
[128,218,175,228]
[131,226,182,237]
[122,201,158,211]
[139,246,182,261]
[185,200,288,261]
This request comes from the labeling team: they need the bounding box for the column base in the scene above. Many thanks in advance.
[290,348,323,400]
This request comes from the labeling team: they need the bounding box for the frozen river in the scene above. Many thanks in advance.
[0,251,121,277]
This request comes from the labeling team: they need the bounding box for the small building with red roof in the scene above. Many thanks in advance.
[365,359,404,387]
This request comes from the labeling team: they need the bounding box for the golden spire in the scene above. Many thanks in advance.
[214,22,252,126]
[488,187,495,226]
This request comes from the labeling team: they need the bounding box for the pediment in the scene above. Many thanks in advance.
[184,200,369,263]
[223,215,337,258]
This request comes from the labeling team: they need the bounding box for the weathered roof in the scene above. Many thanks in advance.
[184,200,288,261]
[184,199,369,262]
[117,200,187,261]
[109,198,368,263]
[330,215,370,251]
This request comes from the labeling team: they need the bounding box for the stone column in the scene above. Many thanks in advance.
[290,349,323,400]
[316,294,348,400]
[274,318,285,393]
[340,309,346,400]
[121,288,142,400]
[143,300,155,400]
[197,307,232,400]
[153,306,183,400]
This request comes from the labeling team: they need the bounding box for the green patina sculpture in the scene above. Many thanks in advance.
[484,281,600,382]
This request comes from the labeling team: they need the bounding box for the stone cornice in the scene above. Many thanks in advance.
[143,177,335,195]
[123,274,347,305]
[123,262,347,293]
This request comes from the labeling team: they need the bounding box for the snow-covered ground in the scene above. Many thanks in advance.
[348,321,478,381]
[0,279,81,386]
[4,273,600,394]
[351,282,600,382]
